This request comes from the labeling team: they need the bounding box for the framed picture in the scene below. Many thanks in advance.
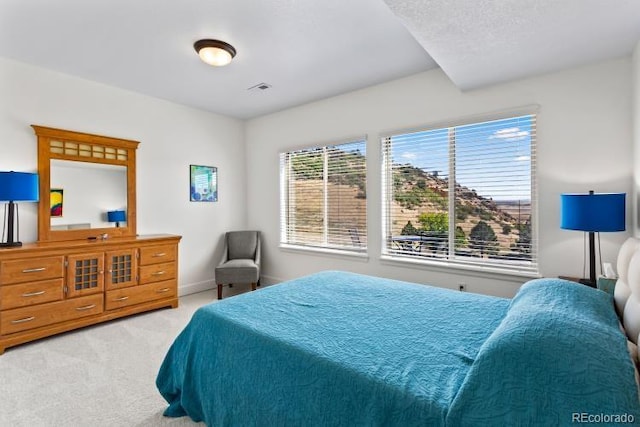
[190,165,218,202]
[50,188,64,217]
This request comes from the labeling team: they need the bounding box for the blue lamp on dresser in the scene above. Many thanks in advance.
[107,210,126,227]
[560,191,625,286]
[0,171,39,248]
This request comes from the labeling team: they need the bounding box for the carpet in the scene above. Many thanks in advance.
[0,286,250,426]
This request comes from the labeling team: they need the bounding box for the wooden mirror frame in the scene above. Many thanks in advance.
[33,125,139,242]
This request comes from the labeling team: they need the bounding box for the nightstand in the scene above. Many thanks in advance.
[596,277,617,296]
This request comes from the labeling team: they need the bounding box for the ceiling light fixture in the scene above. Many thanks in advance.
[194,39,236,67]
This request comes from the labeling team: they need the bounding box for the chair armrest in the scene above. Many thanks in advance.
[254,234,261,266]
[217,236,229,267]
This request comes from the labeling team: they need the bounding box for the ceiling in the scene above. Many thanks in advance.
[384,0,640,90]
[1,1,639,120]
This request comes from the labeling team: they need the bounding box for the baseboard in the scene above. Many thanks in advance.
[178,275,283,297]
[178,279,216,297]
[259,274,283,286]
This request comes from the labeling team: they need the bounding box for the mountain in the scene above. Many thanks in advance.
[391,164,531,260]
[289,150,532,260]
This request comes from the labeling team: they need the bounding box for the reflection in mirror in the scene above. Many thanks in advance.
[49,160,127,230]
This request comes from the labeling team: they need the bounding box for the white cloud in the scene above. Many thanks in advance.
[514,155,530,161]
[401,152,417,161]
[490,127,530,142]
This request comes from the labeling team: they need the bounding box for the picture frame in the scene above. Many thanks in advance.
[50,188,64,217]
[190,165,218,202]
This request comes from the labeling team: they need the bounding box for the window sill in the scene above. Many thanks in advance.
[379,254,540,282]
[280,244,369,261]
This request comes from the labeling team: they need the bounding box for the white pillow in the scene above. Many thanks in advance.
[621,250,640,344]
[615,280,632,318]
[628,250,640,295]
[617,237,640,283]
[623,292,640,345]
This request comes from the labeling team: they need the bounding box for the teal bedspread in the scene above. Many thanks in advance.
[447,278,640,426]
[156,272,640,426]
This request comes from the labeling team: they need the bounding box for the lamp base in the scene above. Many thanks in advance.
[0,241,23,248]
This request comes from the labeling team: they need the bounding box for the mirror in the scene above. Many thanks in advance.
[33,125,138,242]
[50,160,127,230]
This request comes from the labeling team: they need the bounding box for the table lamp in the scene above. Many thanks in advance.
[107,210,126,227]
[0,171,39,248]
[560,191,625,285]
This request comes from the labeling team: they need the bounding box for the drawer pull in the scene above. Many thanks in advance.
[75,304,96,311]
[114,296,129,302]
[22,267,46,273]
[156,288,170,293]
[152,271,166,276]
[22,290,46,297]
[11,316,35,324]
[152,253,166,257]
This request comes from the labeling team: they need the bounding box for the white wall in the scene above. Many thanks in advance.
[1,56,633,299]
[246,58,633,297]
[0,57,246,295]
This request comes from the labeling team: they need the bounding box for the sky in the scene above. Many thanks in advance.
[391,115,534,201]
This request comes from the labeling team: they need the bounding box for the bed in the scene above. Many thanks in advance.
[157,244,640,425]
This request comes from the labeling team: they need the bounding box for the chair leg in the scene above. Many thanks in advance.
[257,279,261,287]
[217,284,223,300]
[251,282,257,291]
[228,283,233,288]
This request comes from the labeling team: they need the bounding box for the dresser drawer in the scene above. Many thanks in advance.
[1,256,64,285]
[139,261,176,284]
[1,293,103,335]
[0,278,64,310]
[139,245,176,266]
[105,280,176,311]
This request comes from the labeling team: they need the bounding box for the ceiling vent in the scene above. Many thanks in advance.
[247,82,272,92]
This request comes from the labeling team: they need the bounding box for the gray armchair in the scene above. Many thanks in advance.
[215,230,261,300]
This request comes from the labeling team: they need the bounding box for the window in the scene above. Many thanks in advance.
[382,114,536,274]
[280,138,367,252]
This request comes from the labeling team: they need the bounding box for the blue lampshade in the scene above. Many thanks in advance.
[107,210,126,223]
[560,192,625,232]
[0,171,39,202]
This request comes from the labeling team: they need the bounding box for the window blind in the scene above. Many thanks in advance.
[280,139,367,252]
[382,114,537,274]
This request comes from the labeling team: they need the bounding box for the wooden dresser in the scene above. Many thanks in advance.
[0,234,180,354]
